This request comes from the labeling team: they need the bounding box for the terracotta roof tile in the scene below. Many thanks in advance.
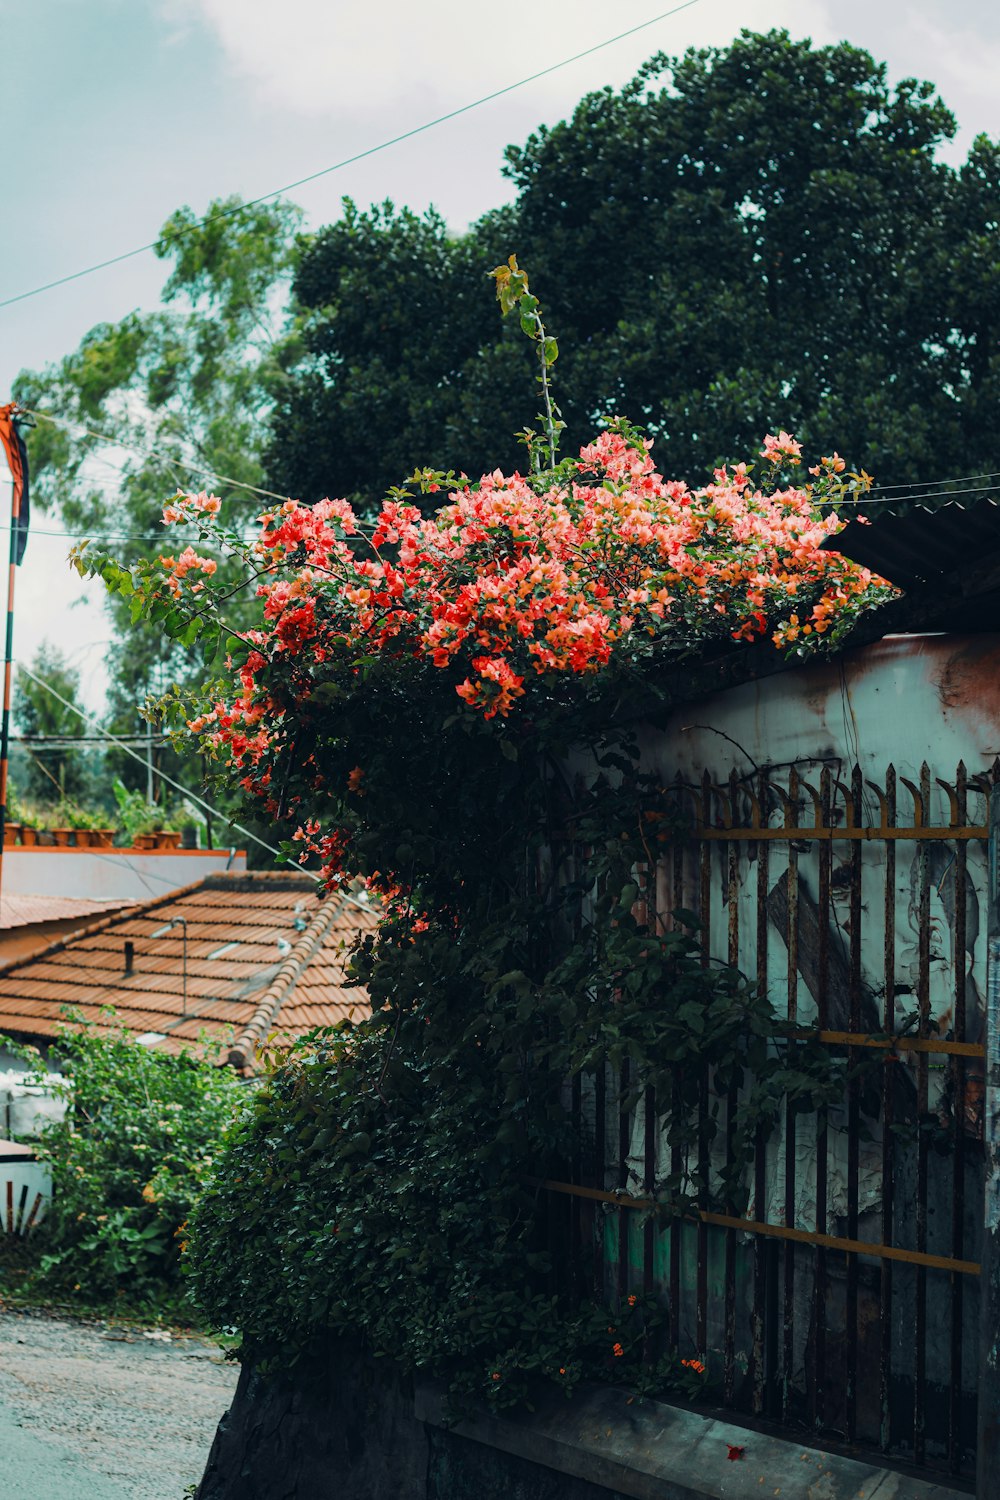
[0,894,139,930]
[0,872,376,1069]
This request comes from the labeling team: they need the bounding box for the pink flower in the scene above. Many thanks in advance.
[760,431,802,463]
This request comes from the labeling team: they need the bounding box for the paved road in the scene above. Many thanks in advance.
[0,1308,239,1500]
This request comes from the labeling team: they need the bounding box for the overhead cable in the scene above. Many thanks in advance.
[12,409,999,528]
[865,469,1000,497]
[14,663,378,918]
[0,2,701,311]
[20,408,289,503]
[14,661,314,878]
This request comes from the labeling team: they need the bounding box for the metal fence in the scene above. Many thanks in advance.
[536,760,993,1483]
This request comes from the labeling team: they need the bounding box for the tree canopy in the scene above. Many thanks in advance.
[14,196,302,719]
[15,26,1000,733]
[271,29,999,505]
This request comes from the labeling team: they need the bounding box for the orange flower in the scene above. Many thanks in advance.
[612,1343,624,1358]
[681,1358,706,1374]
[627,1294,637,1307]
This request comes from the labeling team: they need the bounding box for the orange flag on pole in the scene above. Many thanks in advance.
[0,404,29,564]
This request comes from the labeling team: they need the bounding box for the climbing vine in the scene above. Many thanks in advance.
[76,267,888,1404]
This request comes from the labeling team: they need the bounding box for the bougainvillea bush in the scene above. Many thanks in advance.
[99,422,890,894]
[78,420,887,1403]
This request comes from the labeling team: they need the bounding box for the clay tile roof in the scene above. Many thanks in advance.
[0,894,138,930]
[0,871,377,1067]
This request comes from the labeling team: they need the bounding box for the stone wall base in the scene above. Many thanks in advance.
[196,1341,971,1500]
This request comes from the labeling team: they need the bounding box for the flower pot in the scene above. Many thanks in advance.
[133,833,157,850]
[19,826,38,847]
[3,823,22,846]
[52,828,75,847]
[155,831,182,850]
[92,829,115,848]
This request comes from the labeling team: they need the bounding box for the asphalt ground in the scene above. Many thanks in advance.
[0,1308,239,1499]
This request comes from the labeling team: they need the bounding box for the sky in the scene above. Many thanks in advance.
[1,0,998,715]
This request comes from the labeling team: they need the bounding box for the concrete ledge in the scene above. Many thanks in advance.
[415,1383,969,1500]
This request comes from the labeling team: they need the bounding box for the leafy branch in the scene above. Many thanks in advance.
[490,255,564,472]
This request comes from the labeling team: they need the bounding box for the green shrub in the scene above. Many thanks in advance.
[28,1019,243,1306]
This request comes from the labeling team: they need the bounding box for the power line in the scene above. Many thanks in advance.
[833,482,997,509]
[0,523,222,547]
[21,408,289,502]
[14,406,996,528]
[14,407,386,533]
[0,2,701,312]
[10,734,170,747]
[14,661,314,878]
[865,469,1000,498]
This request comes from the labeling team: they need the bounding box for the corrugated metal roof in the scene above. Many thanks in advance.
[0,871,377,1066]
[824,496,1000,591]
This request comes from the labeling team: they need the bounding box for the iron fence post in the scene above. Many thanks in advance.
[977,787,1000,1497]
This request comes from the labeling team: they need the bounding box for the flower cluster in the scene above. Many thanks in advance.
[157,545,218,597]
[174,426,886,713]
[149,426,890,885]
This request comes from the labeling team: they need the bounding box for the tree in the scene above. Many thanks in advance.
[14,196,303,719]
[270,29,1000,502]
[14,198,305,843]
[265,199,532,507]
[13,643,93,804]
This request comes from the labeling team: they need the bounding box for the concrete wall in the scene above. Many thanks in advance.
[0,847,247,902]
[643,633,1000,785]
[194,1340,967,1500]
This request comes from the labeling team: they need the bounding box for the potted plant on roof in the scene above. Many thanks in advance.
[3,782,23,845]
[112,778,160,849]
[32,805,60,846]
[16,796,41,847]
[152,803,183,849]
[50,802,76,846]
[63,802,116,847]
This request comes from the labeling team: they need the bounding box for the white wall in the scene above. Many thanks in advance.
[0,847,248,902]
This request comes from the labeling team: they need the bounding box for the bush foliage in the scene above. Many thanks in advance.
[15,1022,241,1308]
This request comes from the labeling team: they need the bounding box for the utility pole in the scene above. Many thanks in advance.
[0,404,30,916]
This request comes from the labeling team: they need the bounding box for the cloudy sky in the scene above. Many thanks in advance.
[1,0,998,711]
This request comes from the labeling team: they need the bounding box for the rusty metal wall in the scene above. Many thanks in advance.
[540,637,1000,1484]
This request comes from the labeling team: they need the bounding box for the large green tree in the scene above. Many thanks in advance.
[271,29,1000,502]
[15,195,303,722]
[265,199,532,507]
[14,198,303,846]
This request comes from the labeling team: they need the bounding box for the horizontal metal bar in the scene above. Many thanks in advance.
[698,1212,981,1277]
[815,1030,985,1058]
[693,825,987,843]
[525,1179,981,1277]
